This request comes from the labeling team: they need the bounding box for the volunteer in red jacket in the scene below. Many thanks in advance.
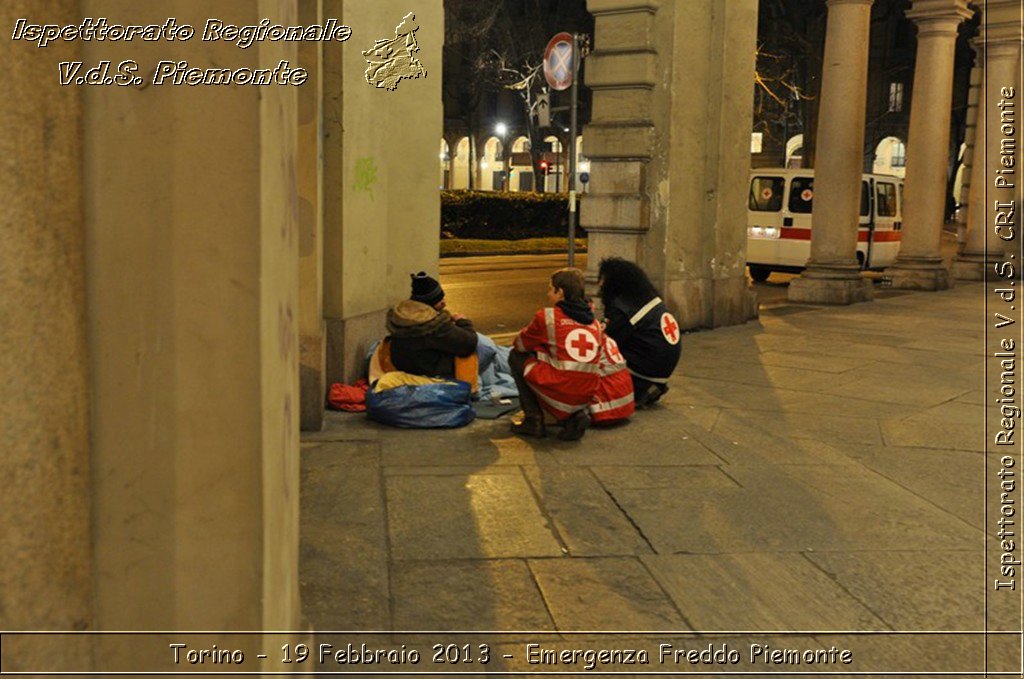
[509,268,603,440]
[589,334,635,424]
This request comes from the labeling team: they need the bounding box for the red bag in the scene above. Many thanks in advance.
[327,379,369,412]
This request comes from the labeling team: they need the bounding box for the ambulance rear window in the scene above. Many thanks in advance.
[788,177,814,213]
[749,177,785,212]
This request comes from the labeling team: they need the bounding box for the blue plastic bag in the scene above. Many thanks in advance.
[366,380,476,429]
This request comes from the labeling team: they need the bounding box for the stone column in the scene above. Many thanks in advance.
[788,0,875,304]
[298,0,326,431]
[887,0,973,290]
[953,1,1022,279]
[956,61,981,215]
[582,0,759,329]
[323,1,444,384]
[0,0,94,670]
[81,0,301,668]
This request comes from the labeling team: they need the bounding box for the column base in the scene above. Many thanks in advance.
[787,264,873,305]
[299,333,325,432]
[326,308,388,386]
[951,250,998,281]
[884,255,951,291]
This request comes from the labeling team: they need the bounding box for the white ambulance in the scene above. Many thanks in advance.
[746,169,904,282]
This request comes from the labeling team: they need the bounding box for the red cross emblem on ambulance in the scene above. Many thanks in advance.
[661,313,680,345]
[565,328,598,362]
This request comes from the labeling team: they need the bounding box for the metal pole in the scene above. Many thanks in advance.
[567,33,579,268]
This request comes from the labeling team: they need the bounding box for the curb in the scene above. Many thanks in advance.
[441,248,589,259]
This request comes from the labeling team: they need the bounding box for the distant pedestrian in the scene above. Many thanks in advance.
[597,257,681,407]
[509,268,602,440]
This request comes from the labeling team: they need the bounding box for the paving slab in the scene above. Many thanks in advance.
[521,466,652,556]
[391,559,554,632]
[725,409,885,446]
[643,552,886,631]
[386,473,563,559]
[301,442,389,630]
[591,465,738,492]
[880,400,985,451]
[528,557,688,632]
[803,549,1011,631]
[701,411,860,466]
[680,360,862,393]
[612,464,979,553]
[841,443,986,529]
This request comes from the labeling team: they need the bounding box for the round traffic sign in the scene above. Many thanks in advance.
[580,172,590,184]
[544,32,575,91]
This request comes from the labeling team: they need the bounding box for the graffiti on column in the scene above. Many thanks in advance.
[362,13,427,91]
[353,157,378,201]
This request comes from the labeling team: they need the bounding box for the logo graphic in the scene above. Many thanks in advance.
[661,313,680,345]
[565,328,598,362]
[363,13,427,91]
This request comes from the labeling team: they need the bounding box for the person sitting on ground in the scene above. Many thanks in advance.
[410,270,470,321]
[509,268,603,440]
[598,257,682,408]
[384,272,477,380]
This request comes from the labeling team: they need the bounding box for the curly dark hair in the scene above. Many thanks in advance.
[598,257,660,309]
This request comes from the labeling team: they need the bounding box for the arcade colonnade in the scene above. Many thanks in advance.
[783,0,1020,303]
[952,0,1023,280]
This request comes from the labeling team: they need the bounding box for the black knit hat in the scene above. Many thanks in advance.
[410,271,444,306]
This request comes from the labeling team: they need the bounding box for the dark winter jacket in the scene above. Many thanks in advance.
[603,295,681,383]
[386,300,477,378]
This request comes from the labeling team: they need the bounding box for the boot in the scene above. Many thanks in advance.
[557,409,591,441]
[511,415,546,438]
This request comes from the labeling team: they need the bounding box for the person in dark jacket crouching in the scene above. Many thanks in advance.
[385,272,477,378]
[597,257,681,408]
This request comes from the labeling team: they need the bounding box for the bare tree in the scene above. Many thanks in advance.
[472,0,593,192]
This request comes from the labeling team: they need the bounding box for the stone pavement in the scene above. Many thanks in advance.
[300,281,1020,675]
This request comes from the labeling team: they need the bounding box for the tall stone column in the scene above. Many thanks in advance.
[887,0,973,290]
[956,61,981,215]
[323,1,444,384]
[953,0,1022,279]
[582,0,758,329]
[788,0,874,304]
[0,0,94,670]
[81,0,302,669]
[298,0,326,431]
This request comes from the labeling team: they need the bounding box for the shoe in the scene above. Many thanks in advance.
[557,409,591,441]
[635,384,667,409]
[646,384,668,406]
[511,417,546,438]
[634,384,654,410]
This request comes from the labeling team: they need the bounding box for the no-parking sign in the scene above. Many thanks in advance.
[544,32,575,91]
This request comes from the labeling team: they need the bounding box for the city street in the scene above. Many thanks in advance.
[440,231,961,337]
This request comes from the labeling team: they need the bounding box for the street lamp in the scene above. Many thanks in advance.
[494,122,509,191]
